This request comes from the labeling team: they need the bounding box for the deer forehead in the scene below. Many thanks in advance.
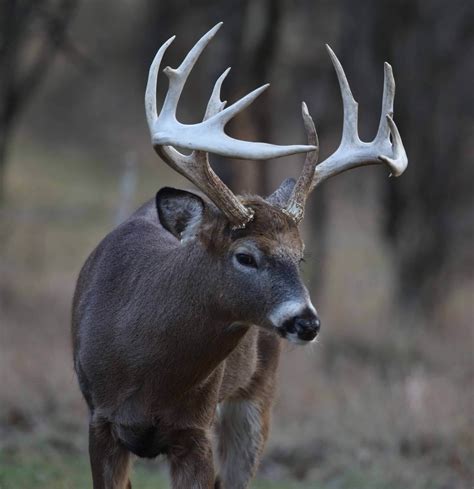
[236,232,304,262]
[232,207,304,258]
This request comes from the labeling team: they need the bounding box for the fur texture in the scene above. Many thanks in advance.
[72,186,318,488]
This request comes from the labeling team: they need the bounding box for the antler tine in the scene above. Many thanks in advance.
[159,23,223,121]
[380,114,407,177]
[306,46,407,193]
[326,45,359,146]
[211,83,270,127]
[204,67,230,120]
[145,35,175,132]
[284,102,319,223]
[375,62,395,143]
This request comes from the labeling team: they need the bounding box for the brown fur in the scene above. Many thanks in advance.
[72,187,316,489]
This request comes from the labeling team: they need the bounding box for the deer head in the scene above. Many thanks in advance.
[145,23,407,344]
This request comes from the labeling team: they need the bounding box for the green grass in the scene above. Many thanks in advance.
[0,450,314,489]
[1,449,455,489]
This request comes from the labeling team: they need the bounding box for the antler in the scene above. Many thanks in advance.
[284,45,408,223]
[145,23,316,228]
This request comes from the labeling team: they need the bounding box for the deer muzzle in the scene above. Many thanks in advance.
[280,310,321,344]
[269,301,320,345]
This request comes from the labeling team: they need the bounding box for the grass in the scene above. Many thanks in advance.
[1,447,459,489]
[0,450,314,489]
[0,451,168,489]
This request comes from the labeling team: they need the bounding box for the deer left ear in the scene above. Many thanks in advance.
[156,187,205,241]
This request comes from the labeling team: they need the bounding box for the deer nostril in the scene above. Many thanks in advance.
[314,317,321,332]
[293,316,321,341]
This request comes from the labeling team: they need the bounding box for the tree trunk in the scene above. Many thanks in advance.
[0,124,9,203]
[335,0,474,315]
[0,0,79,204]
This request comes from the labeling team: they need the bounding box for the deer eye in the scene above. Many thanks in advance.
[235,253,258,268]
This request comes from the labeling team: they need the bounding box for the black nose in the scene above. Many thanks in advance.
[283,315,321,342]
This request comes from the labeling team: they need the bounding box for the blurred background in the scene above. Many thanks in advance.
[1,0,473,488]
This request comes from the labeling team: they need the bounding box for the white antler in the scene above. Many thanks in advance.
[145,23,316,228]
[310,45,408,189]
[283,45,408,223]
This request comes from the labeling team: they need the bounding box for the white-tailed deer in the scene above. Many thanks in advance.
[72,23,407,489]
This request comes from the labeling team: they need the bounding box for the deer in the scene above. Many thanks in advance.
[72,22,407,489]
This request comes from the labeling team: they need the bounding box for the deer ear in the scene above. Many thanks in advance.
[156,187,205,241]
[266,178,296,208]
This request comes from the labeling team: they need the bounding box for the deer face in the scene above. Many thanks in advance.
[157,186,320,345]
[227,217,320,343]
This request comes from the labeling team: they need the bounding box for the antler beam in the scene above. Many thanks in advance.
[284,45,408,223]
[311,45,408,189]
[145,23,316,228]
[146,23,315,159]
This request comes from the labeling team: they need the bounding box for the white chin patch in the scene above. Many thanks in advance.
[285,332,316,345]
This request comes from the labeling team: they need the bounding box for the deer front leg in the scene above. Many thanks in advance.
[214,399,270,489]
[167,427,215,489]
[89,421,132,489]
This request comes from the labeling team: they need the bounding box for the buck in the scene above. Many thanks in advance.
[72,23,407,489]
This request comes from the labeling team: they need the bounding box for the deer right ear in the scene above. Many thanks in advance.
[156,187,205,241]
